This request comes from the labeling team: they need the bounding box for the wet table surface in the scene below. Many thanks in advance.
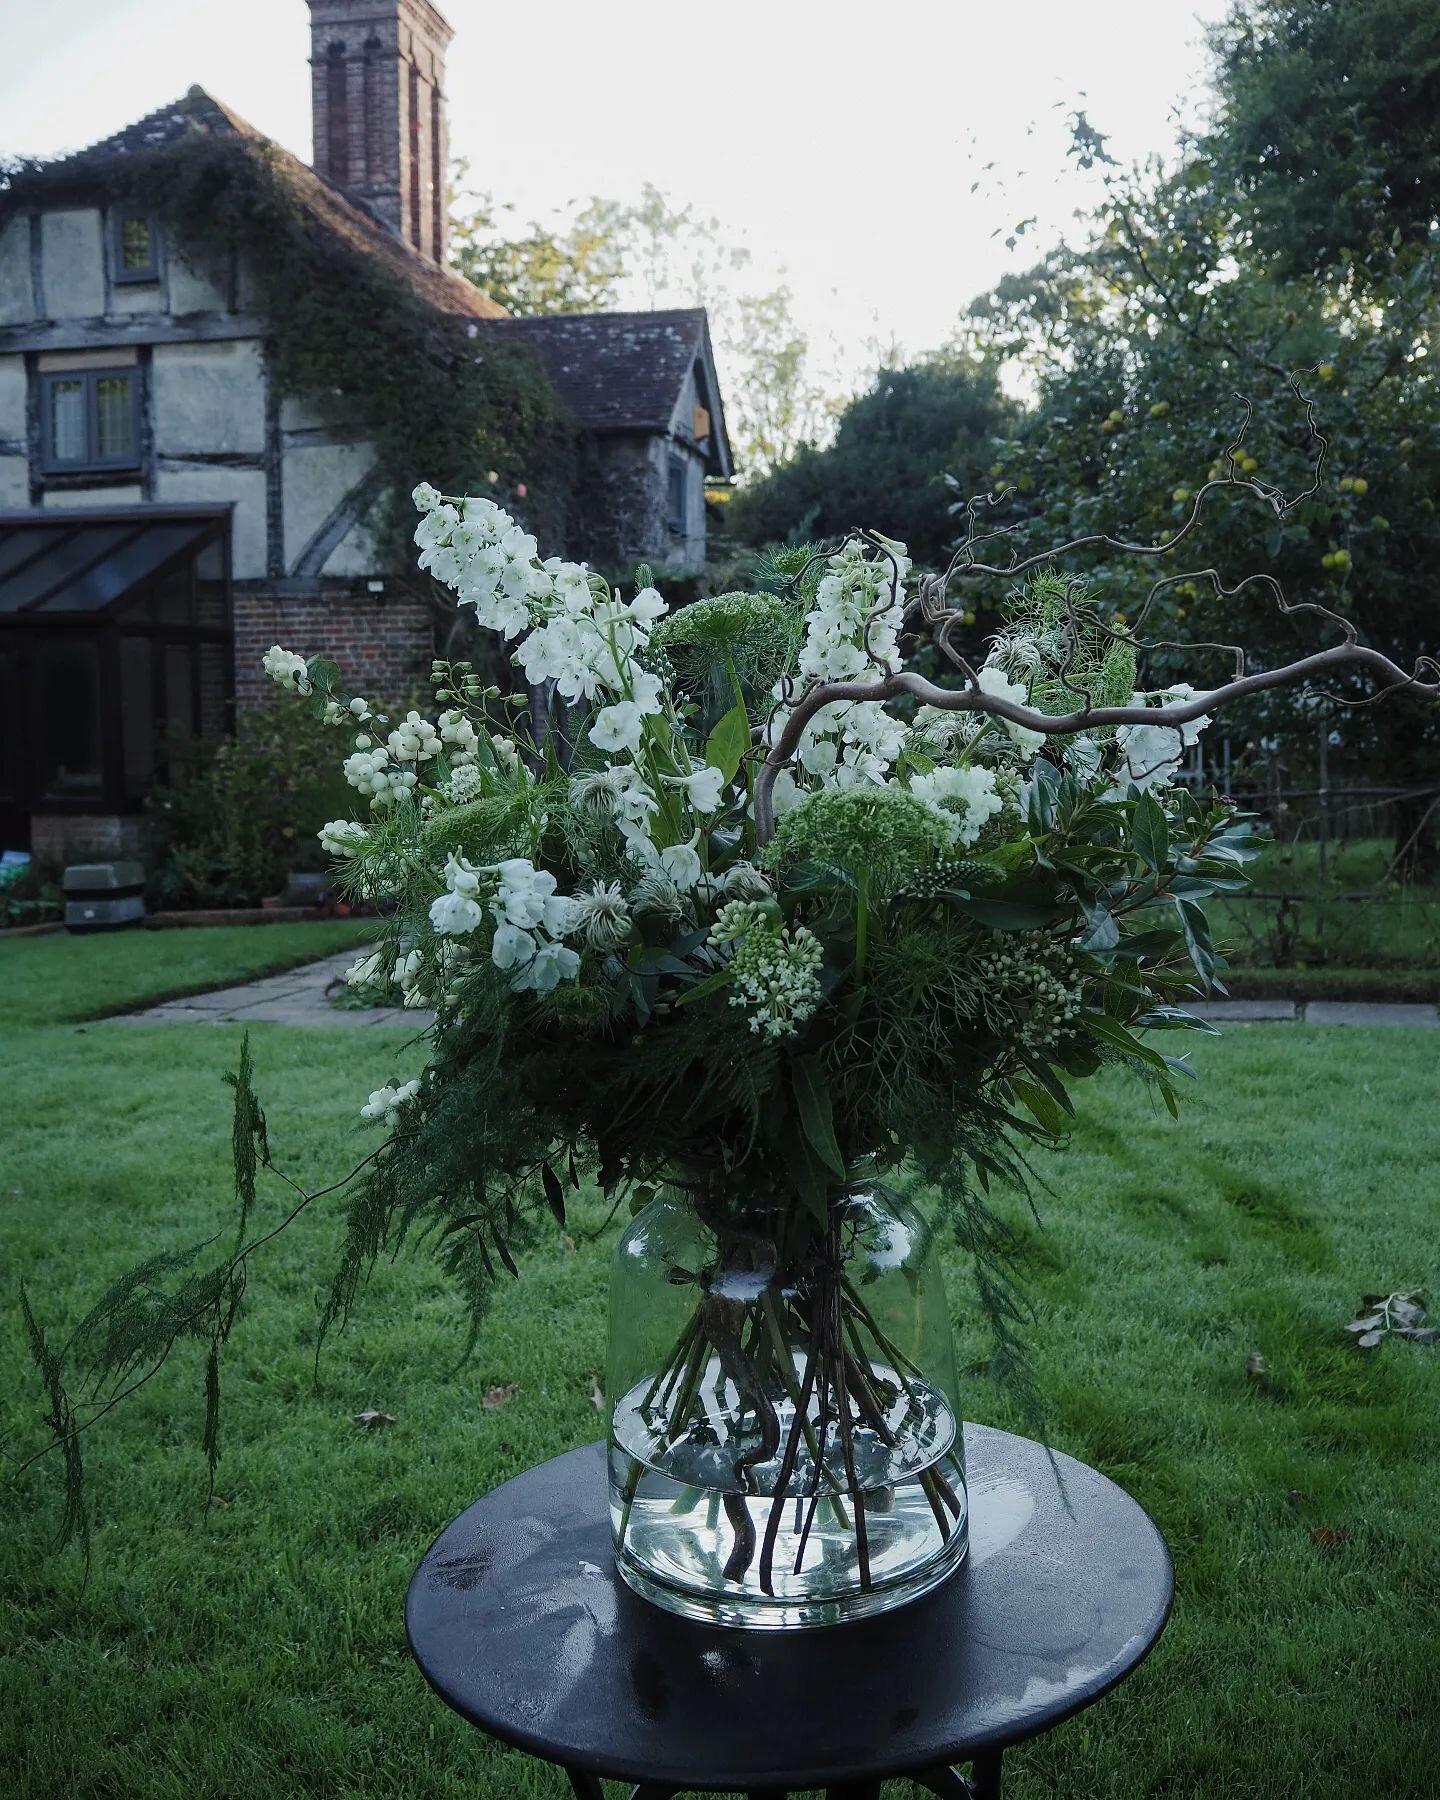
[405,1426,1173,1796]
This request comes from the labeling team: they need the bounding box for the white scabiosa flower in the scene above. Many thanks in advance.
[909,764,1004,848]
[1115,686,1211,792]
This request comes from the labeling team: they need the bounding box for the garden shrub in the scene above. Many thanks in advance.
[143,703,354,909]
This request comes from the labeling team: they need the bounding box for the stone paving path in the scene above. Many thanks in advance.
[109,950,1435,1031]
[114,948,435,1029]
[1189,998,1437,1028]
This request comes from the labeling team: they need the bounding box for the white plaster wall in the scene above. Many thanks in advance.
[110,276,165,318]
[170,247,228,316]
[0,218,33,326]
[323,512,378,578]
[0,356,27,444]
[43,483,144,508]
[0,454,29,509]
[41,210,105,319]
[152,339,267,456]
[282,442,378,573]
[155,468,266,576]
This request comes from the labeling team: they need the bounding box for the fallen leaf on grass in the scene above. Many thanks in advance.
[352,1409,396,1429]
[562,1234,577,1254]
[1308,1526,1350,1551]
[482,1384,518,1409]
[1348,1291,1437,1348]
[589,1375,604,1412]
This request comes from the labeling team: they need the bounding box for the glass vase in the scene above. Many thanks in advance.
[606,1174,968,1629]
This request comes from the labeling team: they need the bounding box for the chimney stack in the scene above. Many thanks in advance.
[306,0,453,264]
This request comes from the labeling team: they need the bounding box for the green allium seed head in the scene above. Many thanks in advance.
[767,785,951,890]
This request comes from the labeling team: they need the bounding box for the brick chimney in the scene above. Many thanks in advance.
[306,0,453,264]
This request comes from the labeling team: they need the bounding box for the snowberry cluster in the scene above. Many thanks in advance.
[359,1078,420,1129]
[975,935,1085,1052]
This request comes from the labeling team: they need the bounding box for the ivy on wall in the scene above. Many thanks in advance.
[8,138,577,561]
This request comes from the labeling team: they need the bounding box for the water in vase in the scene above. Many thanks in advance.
[609,1348,968,1628]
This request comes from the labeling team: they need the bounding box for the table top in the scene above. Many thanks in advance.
[405,1425,1173,1793]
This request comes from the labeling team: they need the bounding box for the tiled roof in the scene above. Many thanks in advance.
[45,87,506,321]
[482,310,708,432]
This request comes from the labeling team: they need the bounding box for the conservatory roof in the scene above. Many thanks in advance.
[0,506,228,618]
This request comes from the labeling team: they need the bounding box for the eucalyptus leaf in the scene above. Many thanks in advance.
[792,1055,847,1177]
[704,700,751,783]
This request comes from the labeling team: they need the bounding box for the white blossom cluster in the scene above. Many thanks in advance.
[319,818,368,858]
[413,485,672,763]
[727,919,825,1040]
[767,536,912,802]
[429,854,582,994]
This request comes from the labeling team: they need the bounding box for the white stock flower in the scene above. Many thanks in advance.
[627,831,704,894]
[489,858,557,928]
[627,586,668,627]
[490,921,536,970]
[262,646,311,694]
[512,939,582,994]
[669,764,727,815]
[429,889,484,935]
[589,701,646,755]
[976,665,1045,758]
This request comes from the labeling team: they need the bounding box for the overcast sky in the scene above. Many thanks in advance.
[2,0,1230,389]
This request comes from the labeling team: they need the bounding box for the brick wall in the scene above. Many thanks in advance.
[31,813,145,865]
[233,585,435,707]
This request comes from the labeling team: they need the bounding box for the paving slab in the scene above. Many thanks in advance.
[1187,999,1299,1023]
[107,947,433,1029]
[1302,1001,1438,1028]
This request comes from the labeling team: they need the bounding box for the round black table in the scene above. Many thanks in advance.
[405,1425,1172,1799]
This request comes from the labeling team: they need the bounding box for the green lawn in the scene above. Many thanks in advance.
[1,935,1437,1798]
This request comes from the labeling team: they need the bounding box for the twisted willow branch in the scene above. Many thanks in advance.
[753,645,1440,845]
[753,374,1439,844]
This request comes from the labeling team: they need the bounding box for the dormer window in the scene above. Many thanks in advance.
[112,208,160,283]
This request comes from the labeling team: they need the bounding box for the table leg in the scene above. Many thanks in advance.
[909,1754,1002,1800]
[969,1748,1003,1800]
[563,1769,607,1800]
